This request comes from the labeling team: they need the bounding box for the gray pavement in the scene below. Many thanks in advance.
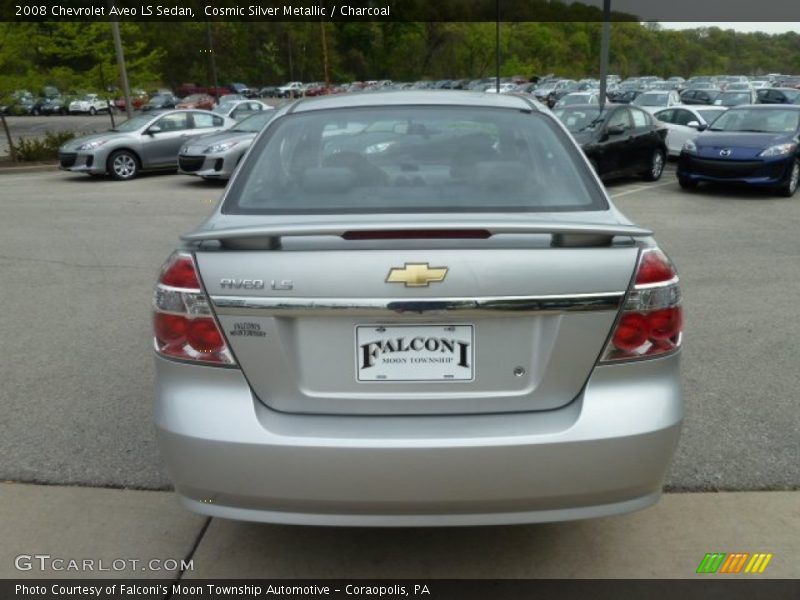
[2,483,797,579]
[610,176,800,492]
[0,483,205,579]
[0,168,797,492]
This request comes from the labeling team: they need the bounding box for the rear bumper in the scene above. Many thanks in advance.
[154,353,682,526]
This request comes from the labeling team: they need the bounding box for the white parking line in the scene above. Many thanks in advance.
[610,180,676,198]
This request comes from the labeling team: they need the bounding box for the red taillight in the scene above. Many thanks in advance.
[612,313,649,351]
[187,318,226,354]
[601,248,682,363]
[635,251,676,285]
[159,255,201,288]
[648,307,682,341]
[153,252,235,366]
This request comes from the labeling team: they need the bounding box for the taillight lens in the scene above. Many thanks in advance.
[600,248,682,363]
[153,252,235,365]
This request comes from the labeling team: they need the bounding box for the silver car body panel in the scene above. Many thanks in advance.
[155,352,682,526]
[155,91,683,525]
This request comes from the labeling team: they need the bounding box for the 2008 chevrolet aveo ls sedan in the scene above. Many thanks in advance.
[153,91,683,526]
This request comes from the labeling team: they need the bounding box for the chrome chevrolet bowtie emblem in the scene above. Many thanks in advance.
[386,263,448,287]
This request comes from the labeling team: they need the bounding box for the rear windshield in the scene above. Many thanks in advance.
[224,106,605,215]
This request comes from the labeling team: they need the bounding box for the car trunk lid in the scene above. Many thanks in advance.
[190,218,646,416]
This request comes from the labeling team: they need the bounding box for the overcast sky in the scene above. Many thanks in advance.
[660,22,800,34]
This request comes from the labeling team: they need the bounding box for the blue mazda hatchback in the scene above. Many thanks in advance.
[677,105,800,197]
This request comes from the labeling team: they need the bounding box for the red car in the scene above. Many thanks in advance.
[113,92,148,111]
[176,94,216,110]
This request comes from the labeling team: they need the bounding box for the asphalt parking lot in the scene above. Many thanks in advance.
[0,166,798,494]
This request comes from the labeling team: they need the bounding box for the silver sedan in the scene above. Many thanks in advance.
[177,111,277,181]
[58,110,236,180]
[211,99,275,122]
[153,91,683,526]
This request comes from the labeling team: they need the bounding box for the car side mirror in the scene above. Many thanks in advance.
[687,120,701,129]
[606,124,625,136]
[146,125,161,135]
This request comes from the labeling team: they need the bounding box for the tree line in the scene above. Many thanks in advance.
[1,21,799,95]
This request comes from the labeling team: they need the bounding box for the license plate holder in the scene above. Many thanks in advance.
[355,324,474,382]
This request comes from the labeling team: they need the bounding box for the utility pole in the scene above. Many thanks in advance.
[109,2,131,120]
[207,22,220,102]
[495,0,501,93]
[320,20,330,86]
[599,0,611,109]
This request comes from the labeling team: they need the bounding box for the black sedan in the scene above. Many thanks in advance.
[756,88,800,105]
[141,94,177,112]
[553,103,668,181]
[680,89,721,105]
[677,105,800,197]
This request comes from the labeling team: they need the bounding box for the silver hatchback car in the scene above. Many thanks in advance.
[59,110,235,180]
[153,91,683,526]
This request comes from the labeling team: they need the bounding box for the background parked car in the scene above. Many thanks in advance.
[31,95,68,116]
[632,90,681,113]
[69,94,112,115]
[114,89,149,112]
[58,109,235,180]
[677,104,800,196]
[229,82,256,98]
[756,88,800,105]
[277,81,303,98]
[680,88,721,105]
[608,89,643,104]
[258,86,280,98]
[714,90,758,107]
[141,93,177,112]
[554,92,600,107]
[211,99,274,122]
[178,110,277,180]
[176,94,216,110]
[553,103,668,181]
[653,105,728,157]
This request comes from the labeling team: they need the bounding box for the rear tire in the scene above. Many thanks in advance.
[777,159,799,198]
[108,150,139,181]
[678,176,698,190]
[642,148,665,181]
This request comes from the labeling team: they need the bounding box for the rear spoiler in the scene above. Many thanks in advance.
[181,221,653,249]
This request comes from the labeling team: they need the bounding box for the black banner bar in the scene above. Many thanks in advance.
[2,0,800,22]
[3,579,800,600]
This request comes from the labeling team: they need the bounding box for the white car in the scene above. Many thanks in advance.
[653,105,728,156]
[68,94,112,115]
[211,99,274,121]
[277,81,303,98]
[484,82,517,94]
[632,91,681,113]
[554,92,600,107]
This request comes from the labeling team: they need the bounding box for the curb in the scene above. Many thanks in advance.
[0,163,58,175]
